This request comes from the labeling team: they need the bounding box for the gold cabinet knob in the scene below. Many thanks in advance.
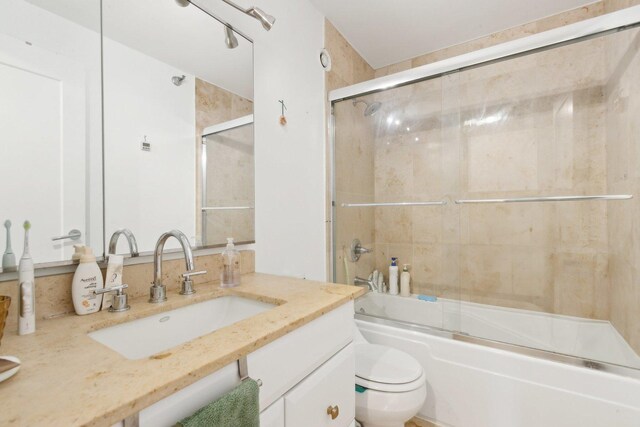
[326,405,340,420]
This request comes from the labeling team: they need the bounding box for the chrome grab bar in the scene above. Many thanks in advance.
[341,201,447,207]
[201,206,254,211]
[455,194,633,204]
[51,229,82,241]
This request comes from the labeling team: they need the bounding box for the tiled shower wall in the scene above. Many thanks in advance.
[325,20,376,284]
[369,36,609,319]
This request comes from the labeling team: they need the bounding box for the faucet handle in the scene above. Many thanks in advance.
[94,283,128,295]
[181,270,207,279]
[180,270,207,296]
[93,284,130,312]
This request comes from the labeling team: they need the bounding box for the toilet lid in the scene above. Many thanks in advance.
[355,343,423,384]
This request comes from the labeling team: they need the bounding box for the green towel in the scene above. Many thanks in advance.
[176,379,260,427]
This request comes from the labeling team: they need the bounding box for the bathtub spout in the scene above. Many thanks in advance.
[354,276,376,291]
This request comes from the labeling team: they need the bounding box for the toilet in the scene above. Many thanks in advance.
[354,328,427,427]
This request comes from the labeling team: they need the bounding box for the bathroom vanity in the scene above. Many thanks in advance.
[0,274,364,426]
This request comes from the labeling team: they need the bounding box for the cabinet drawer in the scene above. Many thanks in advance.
[260,398,284,427]
[247,301,354,410]
[284,343,355,427]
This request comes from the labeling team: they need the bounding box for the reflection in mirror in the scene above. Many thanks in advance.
[202,116,255,246]
[102,0,254,256]
[0,0,103,270]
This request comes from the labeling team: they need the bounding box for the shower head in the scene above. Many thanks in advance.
[175,0,190,7]
[221,0,275,31]
[224,25,239,49]
[246,6,275,31]
[353,99,382,117]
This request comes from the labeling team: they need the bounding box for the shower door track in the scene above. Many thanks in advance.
[328,6,640,103]
[355,313,640,380]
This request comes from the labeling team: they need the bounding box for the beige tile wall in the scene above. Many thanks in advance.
[325,20,376,284]
[0,251,255,333]
[349,34,612,318]
[195,78,253,246]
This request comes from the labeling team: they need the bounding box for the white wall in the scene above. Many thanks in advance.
[103,39,196,253]
[197,0,327,280]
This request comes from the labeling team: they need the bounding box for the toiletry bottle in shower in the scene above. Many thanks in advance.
[389,257,399,295]
[221,237,240,287]
[400,264,411,297]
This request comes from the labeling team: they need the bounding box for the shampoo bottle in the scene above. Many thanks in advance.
[18,221,35,335]
[220,237,240,287]
[389,257,399,295]
[72,247,104,315]
[400,264,411,297]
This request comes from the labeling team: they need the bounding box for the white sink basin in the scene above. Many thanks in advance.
[88,296,275,359]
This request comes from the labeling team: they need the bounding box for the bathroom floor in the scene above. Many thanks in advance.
[406,417,438,427]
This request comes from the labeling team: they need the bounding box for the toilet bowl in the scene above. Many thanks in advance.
[354,329,427,427]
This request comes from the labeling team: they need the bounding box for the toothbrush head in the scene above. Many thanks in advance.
[3,220,10,229]
[23,220,31,231]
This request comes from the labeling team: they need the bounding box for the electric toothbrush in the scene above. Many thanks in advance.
[18,221,35,335]
[2,220,16,272]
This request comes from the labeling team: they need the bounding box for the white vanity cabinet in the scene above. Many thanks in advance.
[284,343,355,427]
[132,301,355,427]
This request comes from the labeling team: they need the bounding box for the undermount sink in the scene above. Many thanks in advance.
[88,296,275,360]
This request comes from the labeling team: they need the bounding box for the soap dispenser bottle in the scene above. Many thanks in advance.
[72,246,104,315]
[389,257,399,295]
[400,264,411,297]
[221,237,240,287]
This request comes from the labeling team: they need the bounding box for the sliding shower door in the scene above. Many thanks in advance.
[333,74,462,333]
[333,21,640,371]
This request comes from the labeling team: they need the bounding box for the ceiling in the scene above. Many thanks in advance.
[310,0,598,69]
[25,0,253,99]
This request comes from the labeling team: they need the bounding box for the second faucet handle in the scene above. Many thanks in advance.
[94,284,130,312]
[180,270,208,296]
[181,270,207,279]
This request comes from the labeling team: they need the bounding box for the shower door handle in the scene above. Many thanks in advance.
[51,229,82,241]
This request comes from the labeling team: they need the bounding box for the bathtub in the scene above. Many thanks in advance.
[355,293,640,427]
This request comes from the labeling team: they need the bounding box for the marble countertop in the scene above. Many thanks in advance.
[0,273,364,426]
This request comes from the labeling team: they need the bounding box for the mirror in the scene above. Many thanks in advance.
[0,0,103,270]
[102,0,255,255]
[0,0,255,274]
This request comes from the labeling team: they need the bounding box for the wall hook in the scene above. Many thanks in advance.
[279,100,287,126]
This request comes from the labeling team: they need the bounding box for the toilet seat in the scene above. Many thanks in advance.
[355,343,425,392]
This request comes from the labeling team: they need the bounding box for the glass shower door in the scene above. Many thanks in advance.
[333,74,462,333]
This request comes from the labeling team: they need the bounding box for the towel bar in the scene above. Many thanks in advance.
[238,356,262,386]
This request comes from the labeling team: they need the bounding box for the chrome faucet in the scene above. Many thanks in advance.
[149,230,206,303]
[354,276,376,291]
[108,228,139,257]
